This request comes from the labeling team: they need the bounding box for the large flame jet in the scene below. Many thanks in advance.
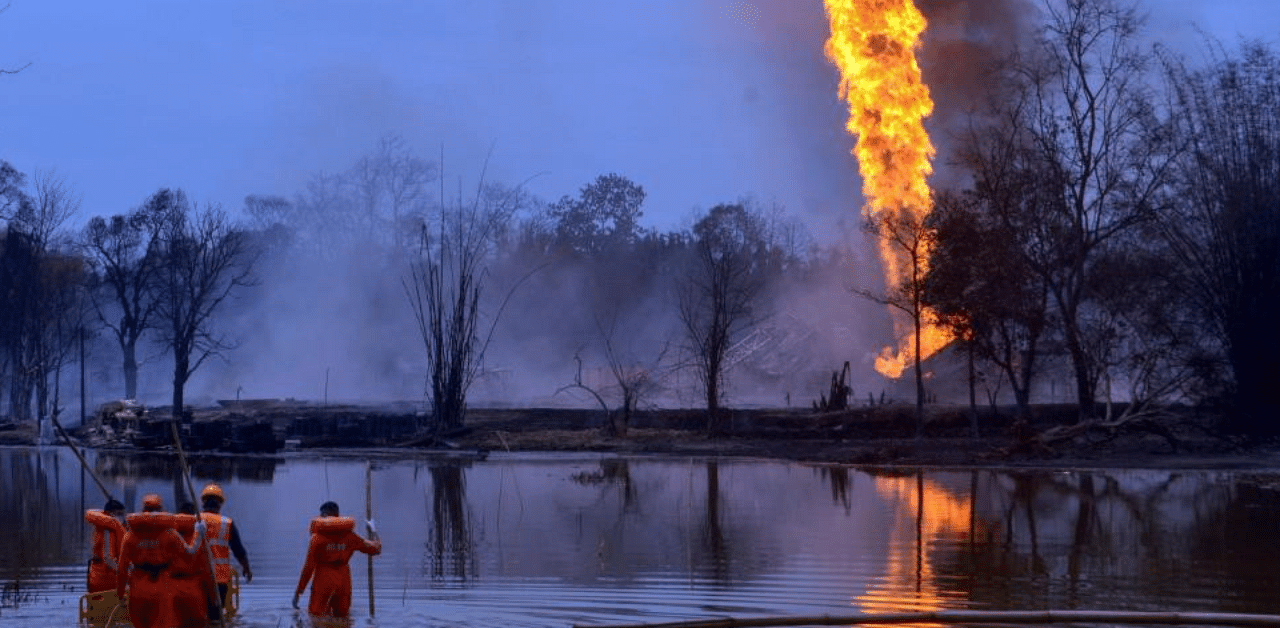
[824,0,953,378]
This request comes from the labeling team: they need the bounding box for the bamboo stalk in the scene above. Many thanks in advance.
[169,420,224,616]
[50,414,114,501]
[366,461,375,617]
[573,610,1280,628]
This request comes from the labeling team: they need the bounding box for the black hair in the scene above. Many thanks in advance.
[202,496,222,511]
[178,502,197,515]
[104,499,124,513]
[319,501,340,516]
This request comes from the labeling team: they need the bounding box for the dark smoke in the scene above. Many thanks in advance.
[916,0,1038,188]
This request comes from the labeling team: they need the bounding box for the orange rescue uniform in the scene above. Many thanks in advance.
[172,513,216,628]
[294,516,381,618]
[116,512,202,628]
[85,509,126,593]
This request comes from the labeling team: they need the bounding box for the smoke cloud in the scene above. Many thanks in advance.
[915,0,1038,189]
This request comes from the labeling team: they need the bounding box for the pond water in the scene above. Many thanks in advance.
[1,446,1279,627]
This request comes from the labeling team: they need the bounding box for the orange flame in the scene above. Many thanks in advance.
[824,0,953,378]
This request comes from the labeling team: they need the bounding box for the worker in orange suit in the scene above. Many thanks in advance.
[173,503,217,628]
[84,498,127,592]
[292,501,381,618]
[198,483,252,621]
[116,494,205,628]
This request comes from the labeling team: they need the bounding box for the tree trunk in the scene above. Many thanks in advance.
[35,361,48,422]
[706,350,721,433]
[1013,383,1032,423]
[172,353,188,420]
[913,313,925,439]
[1066,337,1096,423]
[1058,298,1096,422]
[967,341,978,439]
[123,338,139,400]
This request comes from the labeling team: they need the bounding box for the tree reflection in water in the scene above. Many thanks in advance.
[91,451,279,511]
[816,465,853,512]
[4,449,1280,624]
[570,458,636,509]
[921,469,1280,614]
[426,462,473,582]
[703,461,727,584]
[0,450,82,580]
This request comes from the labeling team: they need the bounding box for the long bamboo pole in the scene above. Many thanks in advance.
[169,420,224,616]
[51,414,114,501]
[573,610,1280,628]
[366,461,375,617]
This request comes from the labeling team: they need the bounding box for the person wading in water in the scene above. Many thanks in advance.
[198,483,252,620]
[84,498,126,593]
[116,494,206,628]
[293,501,381,618]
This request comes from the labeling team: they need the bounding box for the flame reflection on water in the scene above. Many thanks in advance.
[1,448,1279,628]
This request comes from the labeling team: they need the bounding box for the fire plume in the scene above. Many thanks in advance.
[823,0,953,378]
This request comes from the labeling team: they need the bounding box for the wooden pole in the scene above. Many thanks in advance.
[79,327,86,427]
[572,610,1280,628]
[50,414,113,502]
[366,461,375,617]
[169,420,224,616]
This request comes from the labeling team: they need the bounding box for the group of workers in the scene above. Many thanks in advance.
[84,484,380,627]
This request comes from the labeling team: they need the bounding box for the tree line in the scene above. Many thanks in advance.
[916,0,1280,437]
[0,175,255,423]
[2,0,1275,440]
[0,136,835,436]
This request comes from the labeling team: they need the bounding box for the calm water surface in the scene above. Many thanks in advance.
[2,446,1279,627]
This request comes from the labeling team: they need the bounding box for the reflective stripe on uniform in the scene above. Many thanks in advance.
[201,512,234,582]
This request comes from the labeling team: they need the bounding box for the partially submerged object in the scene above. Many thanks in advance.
[79,573,240,627]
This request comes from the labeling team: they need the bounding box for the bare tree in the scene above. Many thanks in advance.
[558,311,672,437]
[677,203,769,432]
[1032,0,1175,421]
[858,210,934,437]
[23,170,83,423]
[405,170,527,435]
[82,191,171,400]
[966,0,1175,421]
[151,193,257,419]
[596,314,670,436]
[278,135,436,262]
[347,133,435,253]
[0,166,85,423]
[0,161,24,218]
[16,169,81,250]
[0,4,30,76]
[32,252,88,424]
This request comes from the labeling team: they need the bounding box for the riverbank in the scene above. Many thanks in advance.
[6,401,1278,469]
[447,405,1280,469]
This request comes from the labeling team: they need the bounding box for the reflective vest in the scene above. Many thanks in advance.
[85,509,126,570]
[200,512,234,583]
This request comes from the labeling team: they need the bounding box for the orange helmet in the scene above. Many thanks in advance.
[142,493,164,511]
[200,483,225,503]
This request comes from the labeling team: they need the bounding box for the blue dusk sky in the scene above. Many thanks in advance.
[1,1,1278,239]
